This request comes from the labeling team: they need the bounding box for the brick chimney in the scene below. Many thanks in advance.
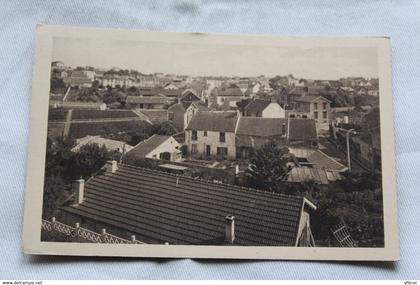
[105,160,118,173]
[225,215,235,244]
[74,179,85,204]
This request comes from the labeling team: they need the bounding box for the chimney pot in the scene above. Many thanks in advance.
[225,215,235,244]
[105,160,118,173]
[74,179,85,204]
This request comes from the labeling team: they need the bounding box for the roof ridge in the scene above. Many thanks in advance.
[118,163,303,201]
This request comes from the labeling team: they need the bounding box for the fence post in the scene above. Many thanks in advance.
[131,235,136,243]
[101,228,107,243]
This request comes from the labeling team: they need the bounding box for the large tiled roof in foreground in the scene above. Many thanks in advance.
[63,164,309,246]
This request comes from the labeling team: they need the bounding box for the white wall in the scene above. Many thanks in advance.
[145,137,182,161]
[186,130,236,159]
[262,103,285,118]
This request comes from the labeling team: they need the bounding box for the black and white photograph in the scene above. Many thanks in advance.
[23,26,398,260]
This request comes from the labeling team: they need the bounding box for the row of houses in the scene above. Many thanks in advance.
[185,111,318,160]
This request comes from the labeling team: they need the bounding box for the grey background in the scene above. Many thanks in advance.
[0,0,418,279]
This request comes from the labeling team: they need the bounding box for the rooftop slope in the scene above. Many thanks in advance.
[63,164,306,246]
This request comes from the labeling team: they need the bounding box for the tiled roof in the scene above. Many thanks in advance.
[287,166,342,184]
[294,95,331,103]
[288,119,317,141]
[186,111,238,132]
[288,148,347,172]
[126,96,171,104]
[63,164,311,245]
[244,99,271,114]
[125,135,170,159]
[236,117,286,137]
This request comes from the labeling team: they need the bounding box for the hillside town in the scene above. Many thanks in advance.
[42,61,383,247]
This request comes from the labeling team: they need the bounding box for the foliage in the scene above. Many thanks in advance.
[245,140,291,191]
[50,77,66,92]
[287,171,384,247]
[42,136,116,219]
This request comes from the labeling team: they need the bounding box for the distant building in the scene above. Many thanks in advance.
[125,135,182,161]
[243,99,285,118]
[126,96,174,109]
[64,70,93,88]
[185,111,238,159]
[168,101,209,131]
[214,84,246,107]
[236,117,288,158]
[62,162,317,246]
[288,95,331,131]
[49,101,107,110]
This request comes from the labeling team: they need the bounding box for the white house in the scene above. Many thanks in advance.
[125,135,182,161]
[185,111,239,159]
[243,99,285,118]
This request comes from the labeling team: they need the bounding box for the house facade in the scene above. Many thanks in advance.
[125,135,182,162]
[185,111,238,159]
[288,95,331,131]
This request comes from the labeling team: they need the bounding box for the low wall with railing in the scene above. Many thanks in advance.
[41,217,143,244]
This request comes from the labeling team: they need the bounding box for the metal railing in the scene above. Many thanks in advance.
[331,222,357,247]
[41,218,143,244]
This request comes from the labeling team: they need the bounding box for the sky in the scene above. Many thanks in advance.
[53,37,378,80]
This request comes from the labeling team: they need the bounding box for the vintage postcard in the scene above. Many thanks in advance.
[23,25,399,260]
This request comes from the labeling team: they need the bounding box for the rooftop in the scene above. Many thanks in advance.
[63,164,313,245]
[186,111,238,132]
[288,119,318,141]
[125,135,172,159]
[126,96,171,104]
[236,117,286,137]
[243,99,272,114]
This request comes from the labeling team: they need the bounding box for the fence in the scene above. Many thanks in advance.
[331,222,357,247]
[41,217,143,244]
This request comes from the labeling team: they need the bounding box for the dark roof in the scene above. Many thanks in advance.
[244,99,271,114]
[288,119,317,141]
[236,117,286,137]
[125,135,170,158]
[126,96,171,104]
[217,85,244,97]
[294,95,331,103]
[186,111,238,132]
[159,89,186,97]
[63,164,313,245]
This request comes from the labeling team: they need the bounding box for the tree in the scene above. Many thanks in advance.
[245,140,291,191]
[71,143,116,179]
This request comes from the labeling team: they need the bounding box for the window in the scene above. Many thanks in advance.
[203,131,207,137]
[191,130,197,141]
[217,147,228,158]
[302,115,308,119]
[323,111,327,119]
[191,144,197,154]
[219,132,226,143]
[314,111,318,119]
[289,114,296,118]
[323,102,327,109]
[282,123,286,135]
[313,103,318,109]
